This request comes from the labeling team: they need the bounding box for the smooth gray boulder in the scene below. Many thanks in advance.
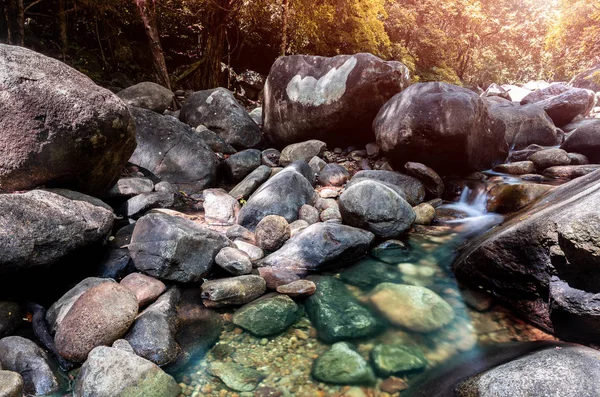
[347,170,425,206]
[229,165,272,201]
[116,81,174,113]
[561,119,600,163]
[106,177,154,199]
[193,125,236,154]
[122,190,175,218]
[279,140,327,166]
[223,149,262,182]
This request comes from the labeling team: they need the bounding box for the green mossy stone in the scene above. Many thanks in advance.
[312,342,376,385]
[370,344,428,377]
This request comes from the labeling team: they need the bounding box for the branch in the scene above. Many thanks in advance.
[24,0,44,13]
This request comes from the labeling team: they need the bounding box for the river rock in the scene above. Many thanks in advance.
[543,164,600,180]
[0,336,63,396]
[128,212,232,283]
[279,140,327,166]
[226,225,256,244]
[413,203,436,225]
[194,125,237,154]
[568,153,589,165]
[305,276,381,343]
[255,215,291,252]
[122,190,175,218]
[55,282,139,363]
[0,370,23,397]
[339,257,404,290]
[201,275,266,308]
[229,165,272,200]
[318,163,350,186]
[74,346,180,397]
[223,149,262,182]
[0,302,22,338]
[309,156,327,174]
[320,207,342,222]
[215,247,253,275]
[234,240,264,261]
[237,162,316,230]
[298,204,320,225]
[370,344,428,377]
[374,82,507,174]
[106,177,154,199]
[0,44,136,196]
[0,190,114,272]
[455,345,600,397]
[233,293,299,336]
[521,84,595,126]
[179,87,261,149]
[509,144,545,162]
[116,81,174,113]
[289,219,309,236]
[492,161,536,175]
[260,223,374,271]
[120,273,166,308]
[203,188,241,225]
[487,183,553,213]
[571,63,600,92]
[276,280,317,297]
[264,53,409,146]
[339,179,416,238]
[347,170,426,206]
[261,148,281,167]
[561,119,600,163]
[129,107,218,194]
[404,162,444,198]
[207,362,264,392]
[124,288,180,366]
[528,148,571,170]
[312,342,375,385]
[370,283,454,332]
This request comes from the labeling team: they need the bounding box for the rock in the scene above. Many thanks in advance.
[129,107,218,194]
[521,84,595,126]
[124,288,180,366]
[305,276,381,343]
[264,53,409,146]
[55,282,139,363]
[452,170,600,341]
[374,82,507,174]
[106,177,154,199]
[561,119,600,163]
[380,376,409,394]
[348,170,426,206]
[74,346,180,397]
[203,188,241,225]
[571,63,600,92]
[44,188,114,211]
[179,87,261,149]
[404,162,444,198]
[229,165,272,201]
[339,179,416,237]
[509,144,545,162]
[261,148,281,167]
[0,336,63,396]
[0,44,136,196]
[112,339,135,353]
[370,344,428,377]
[215,247,253,275]
[260,223,374,271]
[318,163,350,186]
[226,225,255,244]
[369,239,415,264]
[279,140,327,166]
[47,278,116,334]
[370,283,454,332]
[487,183,553,213]
[501,84,532,102]
[298,204,320,225]
[234,240,264,262]
[568,153,590,165]
[366,143,380,158]
[289,219,309,236]
[233,293,299,336]
[249,107,262,125]
[116,81,174,113]
[255,215,291,252]
[201,275,266,308]
[207,362,264,392]
[528,148,571,170]
[308,156,327,175]
[224,149,262,182]
[413,203,436,225]
[312,342,375,385]
[276,280,316,297]
[194,125,237,154]
[455,345,600,397]
[320,207,342,222]
[492,161,536,175]
[237,162,316,230]
[123,190,175,218]
[0,302,22,338]
[319,187,340,199]
[339,257,404,290]
[543,164,600,180]
[0,190,113,272]
[0,370,23,397]
[315,197,340,212]
[129,212,232,283]
[120,273,166,307]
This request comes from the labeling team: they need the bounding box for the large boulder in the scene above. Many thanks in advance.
[128,212,232,283]
[570,63,600,92]
[0,44,136,196]
[129,107,218,194]
[264,53,409,146]
[179,87,261,149]
[116,82,174,113]
[0,190,113,273]
[520,84,596,126]
[452,170,600,342]
[374,82,507,174]
[561,119,600,163]
[237,162,316,230]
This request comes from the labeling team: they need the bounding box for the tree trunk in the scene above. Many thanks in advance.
[135,0,171,90]
[5,0,24,45]
[58,0,67,55]
[0,2,8,43]
[280,0,289,56]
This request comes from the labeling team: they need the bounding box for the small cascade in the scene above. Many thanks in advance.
[439,183,503,234]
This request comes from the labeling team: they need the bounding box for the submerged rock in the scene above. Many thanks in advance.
[370,344,428,377]
[207,362,264,392]
[339,257,404,290]
[201,275,266,308]
[233,293,299,336]
[312,342,375,385]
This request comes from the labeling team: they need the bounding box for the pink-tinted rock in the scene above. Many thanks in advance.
[276,280,317,297]
[120,273,166,307]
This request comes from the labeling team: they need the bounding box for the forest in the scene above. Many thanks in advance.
[1,0,598,91]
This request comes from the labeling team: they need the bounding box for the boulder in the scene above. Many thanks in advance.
[339,257,404,290]
[55,283,139,363]
[201,275,266,308]
[570,63,600,92]
[404,162,444,198]
[0,370,23,397]
[452,170,600,341]
[202,188,241,225]
[492,161,536,175]
[347,170,426,206]
[179,87,261,149]
[521,84,595,126]
[339,180,416,237]
[374,82,507,174]
[486,183,553,214]
[119,273,166,308]
[312,342,375,385]
[193,125,236,154]
[0,336,63,396]
[318,163,350,186]
[255,215,291,252]
[260,222,374,271]
[561,119,600,163]
[122,190,175,218]
[264,53,409,146]
[528,148,571,170]
[74,346,180,397]
[232,293,300,336]
[116,81,174,113]
[228,165,271,201]
[0,44,136,196]
[215,247,253,275]
[543,164,600,180]
[237,162,316,230]
[0,190,113,273]
[128,212,232,283]
[279,140,327,166]
[129,107,218,194]
[106,177,154,200]
[223,149,262,182]
[500,84,531,102]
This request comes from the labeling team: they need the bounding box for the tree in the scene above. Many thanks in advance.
[135,0,171,89]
